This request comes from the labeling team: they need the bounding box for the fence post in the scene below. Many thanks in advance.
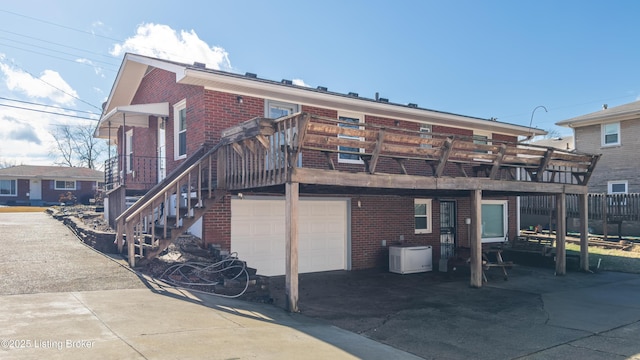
[601,193,608,240]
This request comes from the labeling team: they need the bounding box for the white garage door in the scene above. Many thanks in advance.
[231,198,348,276]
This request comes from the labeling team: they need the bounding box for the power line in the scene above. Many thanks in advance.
[7,59,103,111]
[0,37,119,68]
[0,9,123,43]
[0,103,97,120]
[0,28,118,61]
[0,97,100,115]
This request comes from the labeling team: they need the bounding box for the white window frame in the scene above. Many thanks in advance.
[55,180,76,190]
[0,179,17,196]
[265,99,299,119]
[608,180,628,194]
[601,122,621,147]
[481,200,508,243]
[265,100,301,168]
[419,124,432,149]
[125,129,133,174]
[174,99,187,160]
[414,199,433,234]
[337,111,364,164]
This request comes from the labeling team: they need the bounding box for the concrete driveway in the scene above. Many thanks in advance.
[0,212,419,360]
[2,211,640,359]
[268,264,640,359]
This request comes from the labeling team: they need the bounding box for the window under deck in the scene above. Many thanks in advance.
[217,113,600,195]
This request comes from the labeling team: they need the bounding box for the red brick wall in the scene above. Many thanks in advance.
[128,68,522,271]
[351,195,441,269]
[41,180,97,204]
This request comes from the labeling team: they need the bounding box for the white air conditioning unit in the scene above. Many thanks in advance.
[389,245,433,274]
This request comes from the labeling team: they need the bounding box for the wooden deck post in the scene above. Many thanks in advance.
[579,193,589,271]
[126,221,135,267]
[285,182,299,312]
[555,193,567,275]
[470,189,483,288]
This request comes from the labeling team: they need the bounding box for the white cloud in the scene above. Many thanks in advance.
[0,63,77,106]
[292,79,309,87]
[110,23,232,71]
[76,58,105,78]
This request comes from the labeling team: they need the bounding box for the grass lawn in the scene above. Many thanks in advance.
[0,206,49,213]
[566,243,640,273]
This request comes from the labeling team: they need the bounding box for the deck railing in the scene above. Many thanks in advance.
[218,113,600,190]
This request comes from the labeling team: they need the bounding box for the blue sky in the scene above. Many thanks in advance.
[1,0,639,166]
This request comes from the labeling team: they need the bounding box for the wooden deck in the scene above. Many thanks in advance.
[217,113,600,195]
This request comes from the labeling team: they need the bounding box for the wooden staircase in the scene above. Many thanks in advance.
[115,144,225,267]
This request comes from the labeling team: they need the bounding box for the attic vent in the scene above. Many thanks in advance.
[245,72,257,78]
[317,86,328,91]
[281,79,293,85]
[379,98,389,103]
[408,103,418,108]
[193,62,206,68]
[348,92,359,97]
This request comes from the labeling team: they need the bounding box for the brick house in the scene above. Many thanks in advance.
[557,101,640,194]
[96,53,597,310]
[0,165,103,206]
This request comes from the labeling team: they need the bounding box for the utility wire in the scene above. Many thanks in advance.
[0,96,100,115]
[0,103,97,120]
[0,38,119,68]
[6,59,103,111]
[0,28,119,61]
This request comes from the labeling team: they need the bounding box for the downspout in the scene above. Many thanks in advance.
[122,113,126,187]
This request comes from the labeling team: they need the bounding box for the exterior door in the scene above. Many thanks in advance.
[157,118,166,183]
[440,201,456,259]
[29,180,42,202]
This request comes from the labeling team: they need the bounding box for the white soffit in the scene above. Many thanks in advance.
[95,102,169,139]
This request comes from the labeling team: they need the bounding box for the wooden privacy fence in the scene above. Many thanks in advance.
[521,193,640,221]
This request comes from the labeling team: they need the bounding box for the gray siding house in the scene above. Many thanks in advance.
[557,101,640,194]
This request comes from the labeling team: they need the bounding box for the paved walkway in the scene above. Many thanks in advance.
[0,212,420,360]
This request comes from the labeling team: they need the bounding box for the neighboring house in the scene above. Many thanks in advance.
[557,102,639,194]
[95,53,597,308]
[530,136,574,152]
[0,165,103,206]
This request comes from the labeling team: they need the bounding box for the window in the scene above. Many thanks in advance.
[265,100,301,168]
[126,129,133,173]
[338,112,364,163]
[481,200,508,243]
[55,180,76,190]
[608,180,628,194]
[602,122,620,146]
[0,179,16,196]
[174,99,187,160]
[473,131,491,154]
[266,100,299,119]
[419,124,432,149]
[414,199,433,234]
